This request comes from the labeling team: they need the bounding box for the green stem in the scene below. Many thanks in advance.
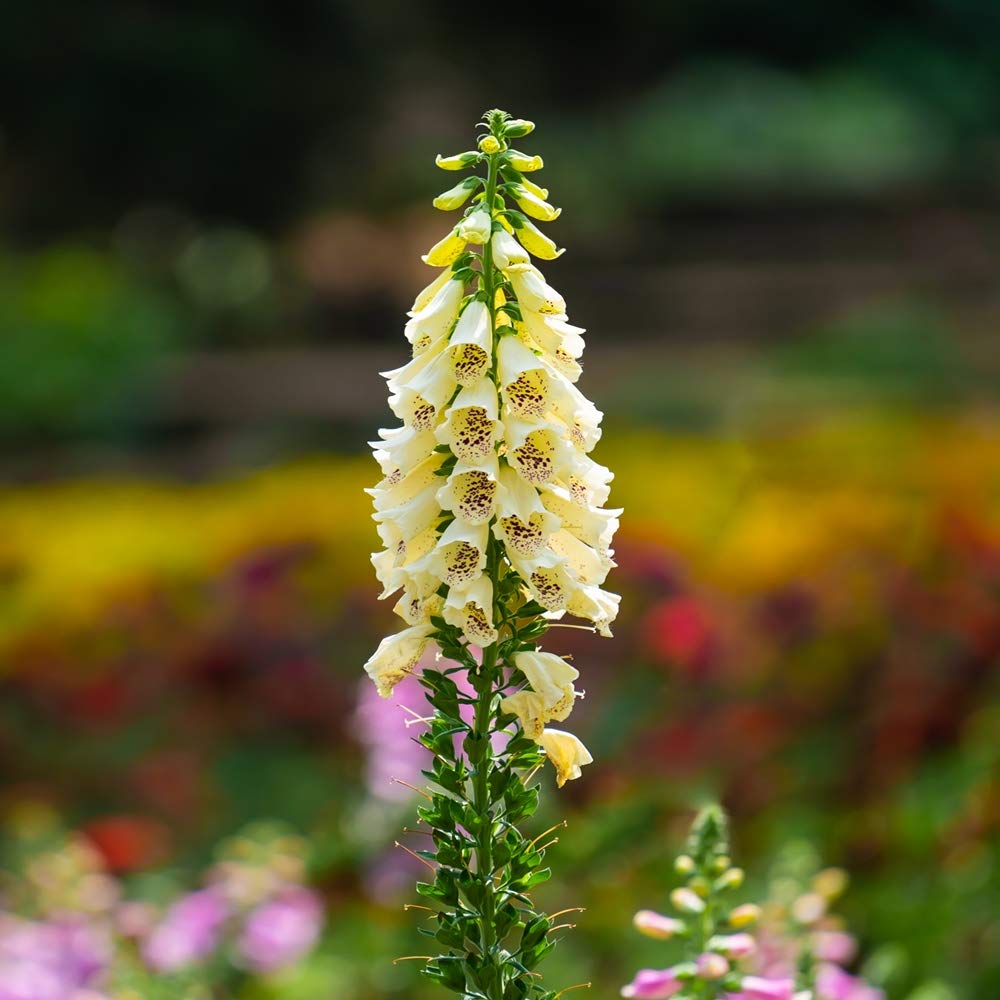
[470,140,503,999]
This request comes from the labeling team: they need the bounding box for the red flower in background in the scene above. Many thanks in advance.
[641,596,718,677]
[83,815,171,873]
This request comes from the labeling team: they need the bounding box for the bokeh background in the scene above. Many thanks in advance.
[1,2,999,997]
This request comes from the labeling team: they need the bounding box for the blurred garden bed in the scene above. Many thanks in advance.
[1,412,998,996]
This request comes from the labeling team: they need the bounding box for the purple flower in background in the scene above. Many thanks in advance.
[142,887,229,972]
[354,672,431,802]
[236,887,323,973]
[0,915,110,1000]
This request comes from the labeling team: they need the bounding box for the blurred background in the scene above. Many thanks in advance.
[1,1,999,997]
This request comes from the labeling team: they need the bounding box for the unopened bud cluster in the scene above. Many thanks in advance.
[623,805,798,1000]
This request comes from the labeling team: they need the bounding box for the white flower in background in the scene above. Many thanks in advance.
[364,115,621,786]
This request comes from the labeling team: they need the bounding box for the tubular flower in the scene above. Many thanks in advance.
[364,110,620,787]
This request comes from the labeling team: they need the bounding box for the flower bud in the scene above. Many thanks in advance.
[716,867,744,890]
[688,876,711,898]
[519,176,549,201]
[727,903,761,928]
[432,176,481,211]
[478,135,502,154]
[670,887,705,914]
[457,207,492,245]
[674,855,695,876]
[696,953,729,981]
[713,855,731,874]
[504,119,535,137]
[507,150,543,172]
[812,867,848,901]
[435,151,480,171]
[633,909,685,940]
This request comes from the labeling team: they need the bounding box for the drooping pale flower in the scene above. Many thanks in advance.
[365,113,620,787]
[737,977,796,1000]
[535,728,593,787]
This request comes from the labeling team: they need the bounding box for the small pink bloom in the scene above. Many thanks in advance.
[710,931,757,959]
[621,967,682,999]
[812,930,857,965]
[696,952,729,980]
[633,910,684,940]
[737,977,796,1000]
[816,964,884,1000]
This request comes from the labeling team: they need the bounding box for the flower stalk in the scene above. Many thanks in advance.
[364,109,621,998]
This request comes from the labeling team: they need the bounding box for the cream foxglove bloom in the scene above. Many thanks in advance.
[448,300,492,386]
[366,117,619,790]
[443,575,498,647]
[491,229,530,270]
[457,206,492,245]
[500,651,580,738]
[435,379,503,464]
[364,623,435,698]
[535,728,593,787]
[504,263,566,314]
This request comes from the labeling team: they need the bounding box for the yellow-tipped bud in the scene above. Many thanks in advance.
[479,135,502,154]
[505,119,535,137]
[508,151,544,172]
[511,184,560,222]
[519,177,549,201]
[513,217,564,260]
[435,151,479,171]
[422,229,468,267]
[713,855,731,874]
[670,887,706,914]
[716,867,744,890]
[727,903,761,928]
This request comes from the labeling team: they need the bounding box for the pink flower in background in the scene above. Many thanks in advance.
[0,916,110,1000]
[620,966,682,999]
[142,887,229,972]
[236,887,323,973]
[733,977,795,1000]
[813,930,857,965]
[816,964,884,1000]
[354,672,430,802]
